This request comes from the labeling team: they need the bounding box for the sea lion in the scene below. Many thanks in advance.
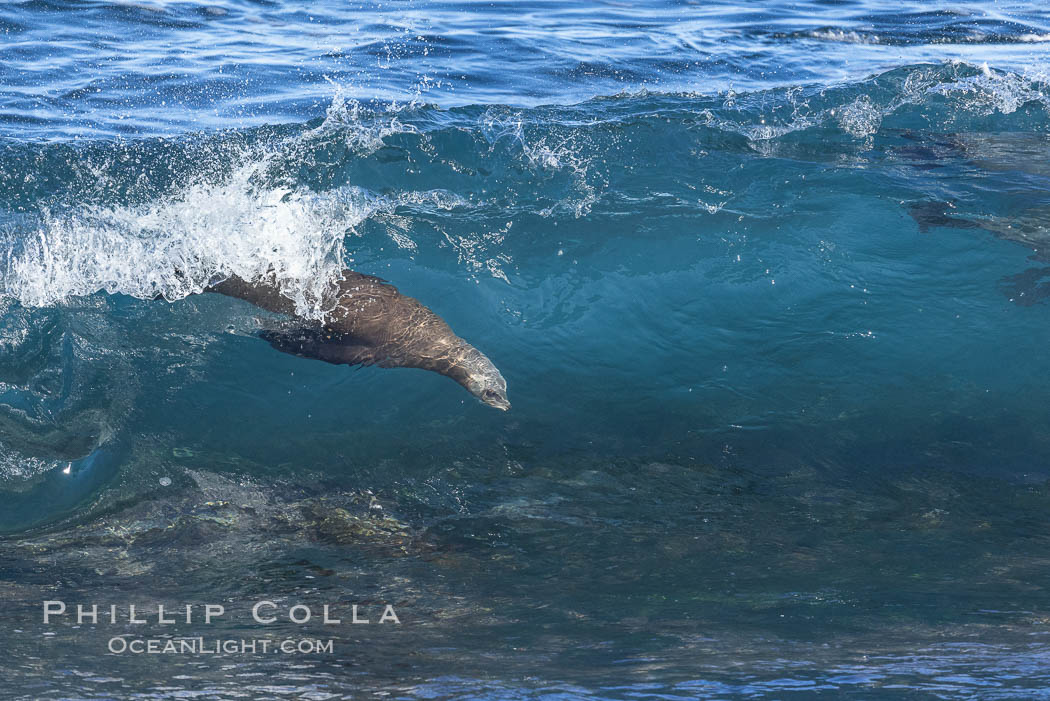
[908,201,1050,305]
[207,270,510,410]
[909,200,1050,259]
[891,131,1050,178]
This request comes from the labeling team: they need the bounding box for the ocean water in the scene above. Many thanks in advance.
[3,1,1050,698]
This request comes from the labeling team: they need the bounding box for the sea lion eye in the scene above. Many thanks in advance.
[483,389,498,399]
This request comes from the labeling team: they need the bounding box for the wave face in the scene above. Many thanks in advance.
[3,2,1050,699]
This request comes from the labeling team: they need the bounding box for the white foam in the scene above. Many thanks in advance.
[4,151,376,321]
[805,29,881,45]
[0,88,496,319]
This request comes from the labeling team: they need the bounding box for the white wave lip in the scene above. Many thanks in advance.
[5,161,374,321]
[0,91,489,319]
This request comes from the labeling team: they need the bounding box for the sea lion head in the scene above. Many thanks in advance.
[455,346,510,411]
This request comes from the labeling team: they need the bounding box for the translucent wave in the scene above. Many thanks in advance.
[1,62,1049,319]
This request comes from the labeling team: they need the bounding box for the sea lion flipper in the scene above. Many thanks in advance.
[258,328,377,367]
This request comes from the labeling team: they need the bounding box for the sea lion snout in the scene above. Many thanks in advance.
[466,366,511,411]
[480,384,511,411]
[457,346,511,411]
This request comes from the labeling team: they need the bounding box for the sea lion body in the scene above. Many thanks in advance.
[208,271,510,410]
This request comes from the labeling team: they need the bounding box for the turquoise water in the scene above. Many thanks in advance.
[4,2,1050,698]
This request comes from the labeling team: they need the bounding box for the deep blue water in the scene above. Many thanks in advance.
[4,1,1050,699]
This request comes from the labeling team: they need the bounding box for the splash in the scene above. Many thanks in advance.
[3,161,373,320]
[306,88,421,156]
[481,107,601,218]
[0,97,421,320]
[0,85,464,320]
[836,95,882,138]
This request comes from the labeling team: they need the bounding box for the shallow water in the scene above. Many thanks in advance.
[4,1,1050,699]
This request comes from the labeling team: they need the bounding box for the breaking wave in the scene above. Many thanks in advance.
[1,62,1048,322]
